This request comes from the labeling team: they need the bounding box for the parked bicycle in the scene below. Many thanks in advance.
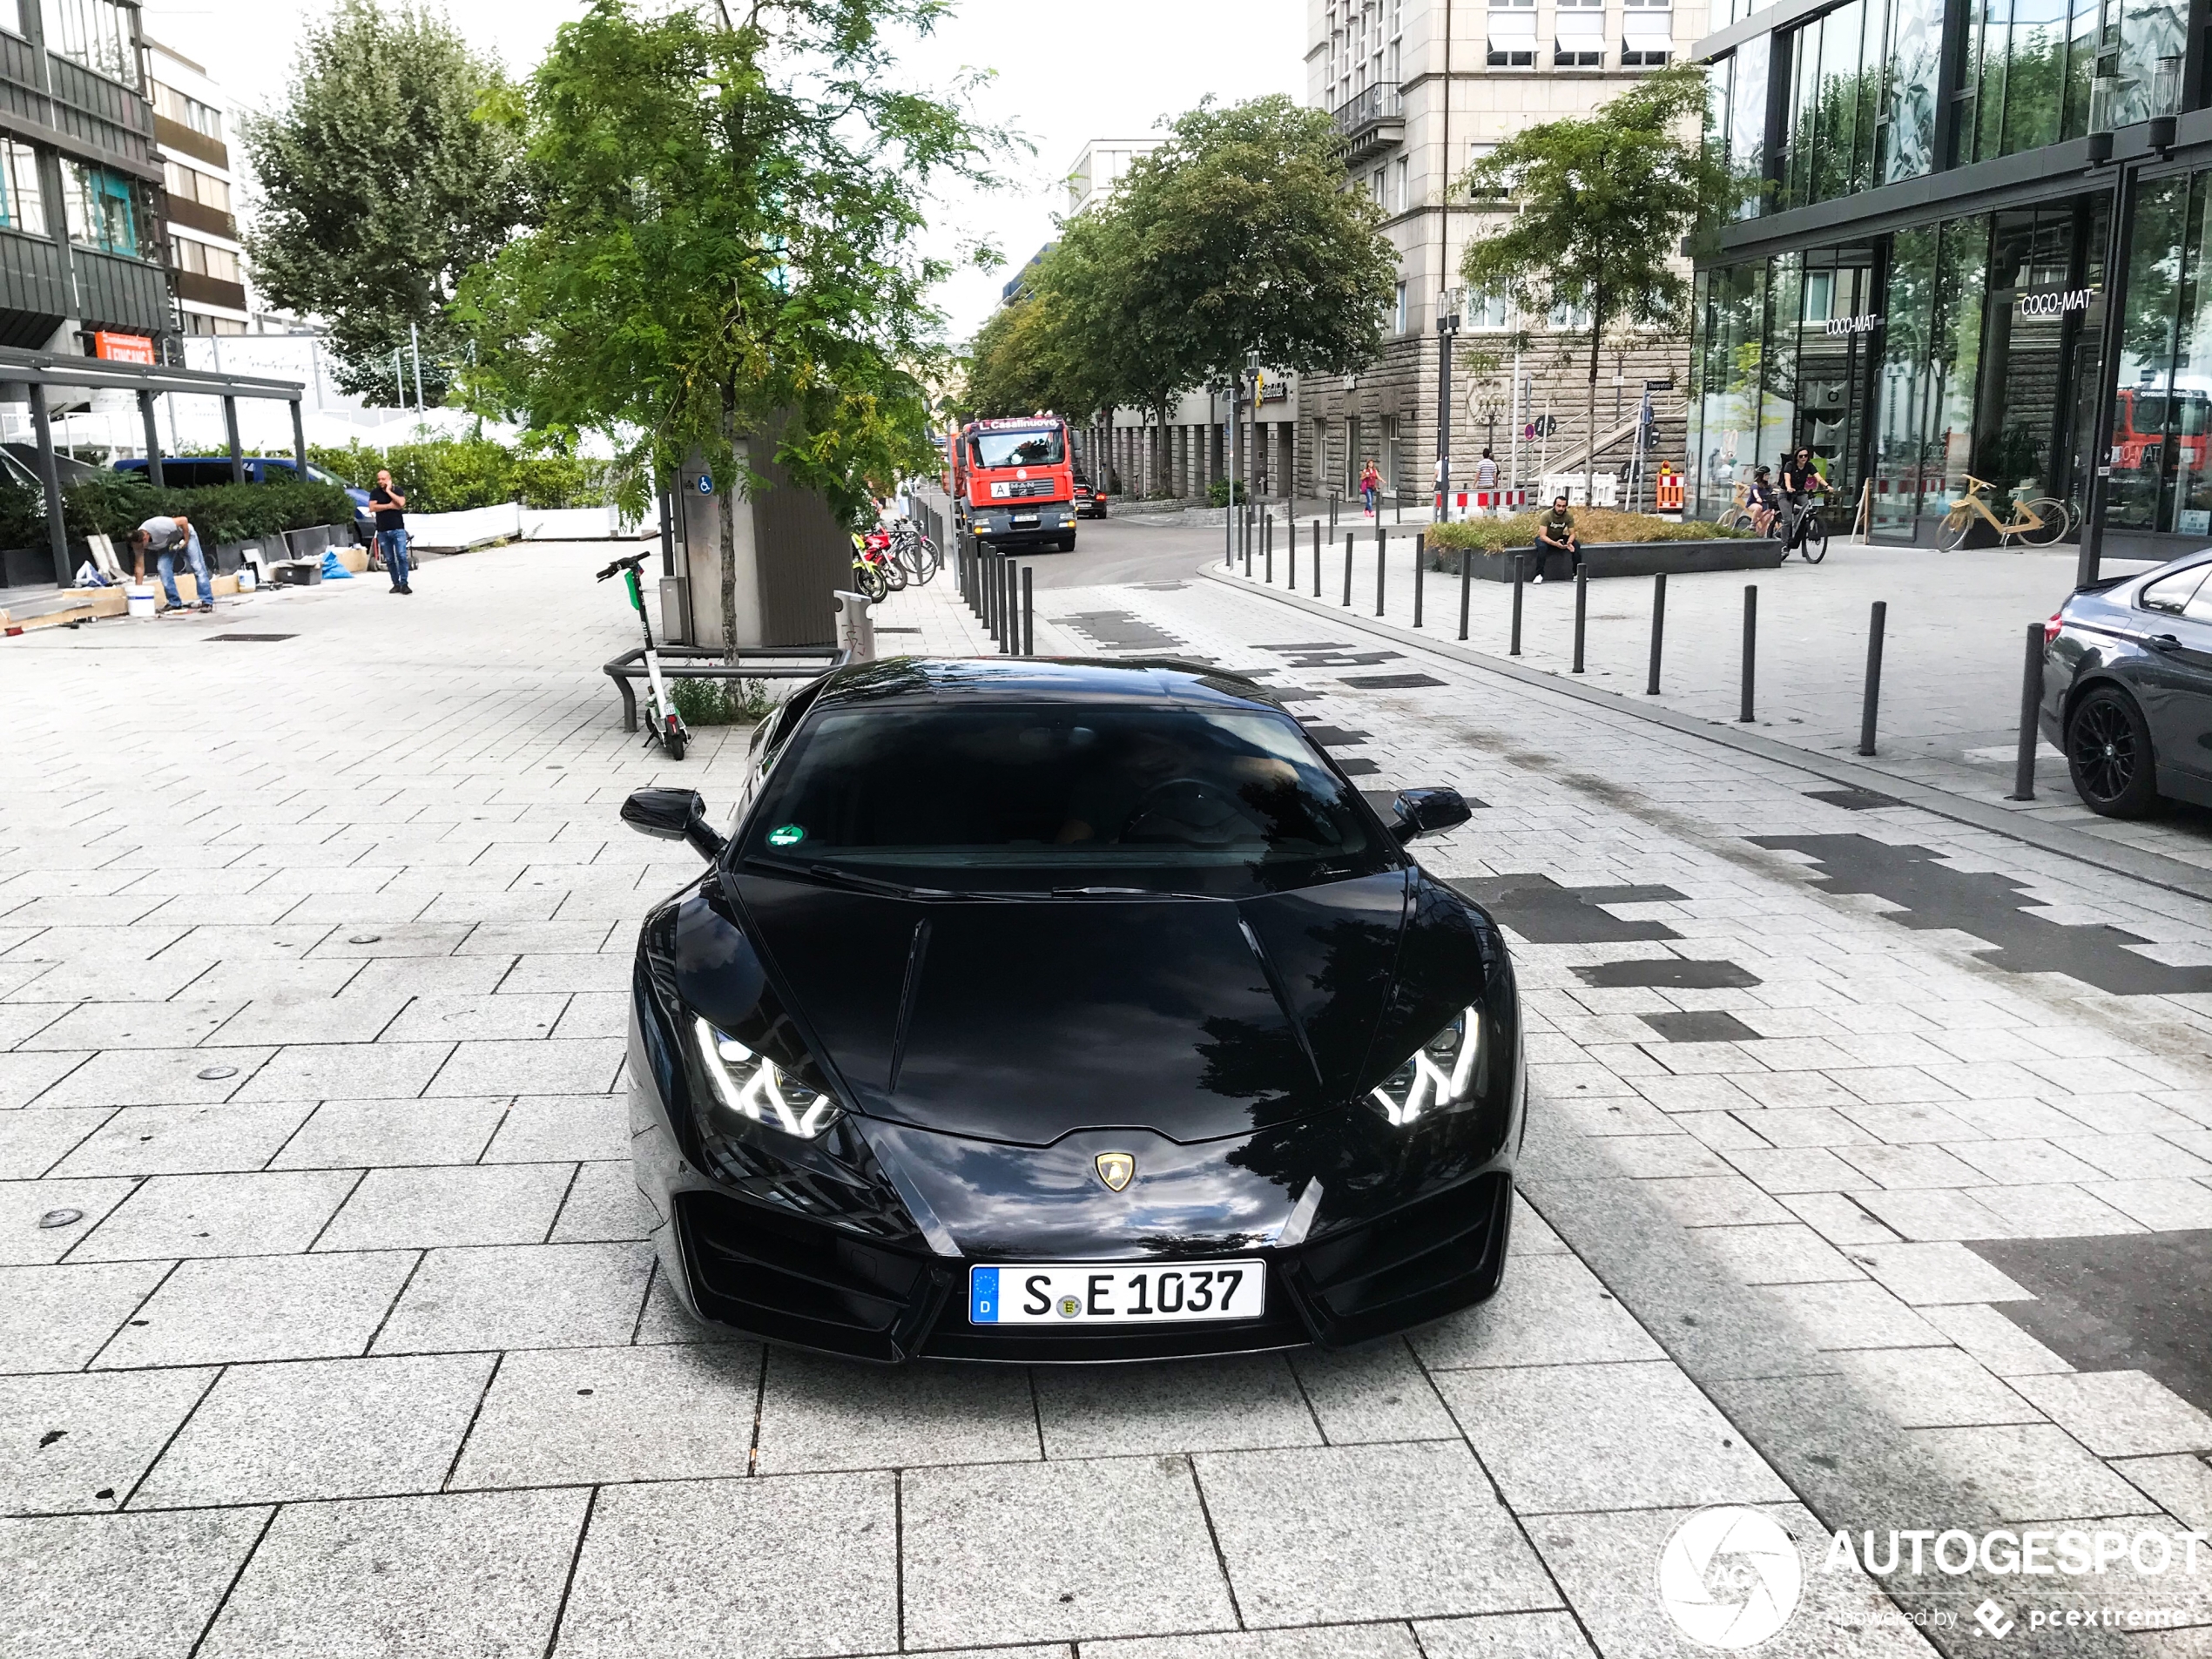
[1938,475,2069,550]
[597,550,689,761]
[887,519,940,583]
[850,530,905,602]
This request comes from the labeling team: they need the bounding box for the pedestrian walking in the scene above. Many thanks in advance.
[1532,494,1581,583]
[130,513,215,614]
[1359,459,1380,517]
[1474,448,1499,502]
[369,469,412,594]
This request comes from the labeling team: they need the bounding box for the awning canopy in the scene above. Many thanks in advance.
[0,345,304,403]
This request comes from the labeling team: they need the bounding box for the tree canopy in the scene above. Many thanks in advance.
[961,95,1397,444]
[242,0,526,403]
[457,0,1003,650]
[1459,66,1732,495]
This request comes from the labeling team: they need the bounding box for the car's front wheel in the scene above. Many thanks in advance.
[2067,685,2161,817]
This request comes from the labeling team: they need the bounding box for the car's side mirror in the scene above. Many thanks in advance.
[1389,786,1472,843]
[622,788,725,860]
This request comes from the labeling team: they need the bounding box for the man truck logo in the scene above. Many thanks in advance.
[1094,1152,1136,1192]
[1658,1507,1804,1649]
[2017,287,2094,318]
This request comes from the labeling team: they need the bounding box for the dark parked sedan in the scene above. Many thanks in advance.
[619,658,1524,1363]
[2041,550,2212,816]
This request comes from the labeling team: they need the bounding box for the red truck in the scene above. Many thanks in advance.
[952,415,1078,552]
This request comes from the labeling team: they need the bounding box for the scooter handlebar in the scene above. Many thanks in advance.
[596,552,651,583]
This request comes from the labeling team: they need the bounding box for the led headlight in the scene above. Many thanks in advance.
[692,1016,842,1139]
[1366,1007,1483,1127]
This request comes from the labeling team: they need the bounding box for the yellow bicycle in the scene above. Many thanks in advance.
[1938,475,2068,550]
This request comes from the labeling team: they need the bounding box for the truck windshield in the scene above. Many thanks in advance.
[970,429,1064,469]
[740,703,1394,896]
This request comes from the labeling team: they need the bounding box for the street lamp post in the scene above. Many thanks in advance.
[1434,302,1461,523]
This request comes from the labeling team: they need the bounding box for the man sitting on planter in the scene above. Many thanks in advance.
[1531,494,1581,584]
[129,514,216,615]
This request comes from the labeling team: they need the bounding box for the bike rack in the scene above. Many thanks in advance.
[601,644,849,732]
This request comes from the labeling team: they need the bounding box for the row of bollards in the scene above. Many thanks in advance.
[958,535,1035,656]
[1231,529,1920,763]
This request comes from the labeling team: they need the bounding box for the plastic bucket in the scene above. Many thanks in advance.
[237,566,259,592]
[125,585,157,617]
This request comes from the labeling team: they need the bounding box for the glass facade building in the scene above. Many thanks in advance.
[1690,0,2212,563]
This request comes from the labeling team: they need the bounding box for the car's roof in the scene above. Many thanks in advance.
[811,656,1291,712]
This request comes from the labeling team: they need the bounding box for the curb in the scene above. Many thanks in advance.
[1199,561,2212,908]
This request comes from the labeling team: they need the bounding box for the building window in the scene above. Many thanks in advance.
[1391,156,1408,213]
[184,311,246,335]
[172,233,239,284]
[48,0,137,85]
[1394,280,1409,334]
[164,159,232,214]
[1488,0,1537,66]
[1467,290,1513,330]
[0,137,44,235]
[1622,0,1673,65]
[64,163,140,257]
[0,1,23,38]
[1782,0,1943,202]
[1555,0,1605,67]
[152,81,224,142]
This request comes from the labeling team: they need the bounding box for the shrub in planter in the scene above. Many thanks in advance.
[1426,509,1750,556]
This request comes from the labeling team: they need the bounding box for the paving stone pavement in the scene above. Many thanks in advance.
[0,534,2206,1656]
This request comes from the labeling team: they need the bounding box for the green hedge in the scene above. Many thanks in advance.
[308,439,614,513]
[0,475,357,551]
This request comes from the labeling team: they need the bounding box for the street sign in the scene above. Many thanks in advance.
[695,473,714,494]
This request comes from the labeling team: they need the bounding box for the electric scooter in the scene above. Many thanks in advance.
[597,550,690,760]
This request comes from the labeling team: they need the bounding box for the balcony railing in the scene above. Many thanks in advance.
[1332,83,1404,137]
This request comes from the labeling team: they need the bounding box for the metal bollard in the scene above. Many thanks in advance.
[1343,533,1354,607]
[1264,510,1273,585]
[1288,519,1297,590]
[1413,535,1425,628]
[1510,556,1524,655]
[1458,543,1473,642]
[1374,525,1386,617]
[1646,572,1667,695]
[1858,600,1886,756]
[2009,621,2043,800]
[1312,522,1322,597]
[1022,567,1035,657]
[1572,568,1588,673]
[1740,585,1757,723]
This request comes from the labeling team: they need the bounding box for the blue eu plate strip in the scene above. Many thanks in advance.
[969,1266,1000,1324]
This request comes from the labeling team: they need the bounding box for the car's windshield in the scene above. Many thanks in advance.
[739,703,1394,895]
[969,428,1064,469]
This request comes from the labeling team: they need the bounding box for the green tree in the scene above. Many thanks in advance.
[1460,65,1735,502]
[458,0,1001,657]
[1108,97,1398,436]
[241,0,526,404]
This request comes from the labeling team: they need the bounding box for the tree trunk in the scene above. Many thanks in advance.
[720,389,740,664]
[1586,319,1602,512]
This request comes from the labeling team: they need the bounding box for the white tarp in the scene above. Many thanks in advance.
[521,506,648,541]
[407,502,523,550]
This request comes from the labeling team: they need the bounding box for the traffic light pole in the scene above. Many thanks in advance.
[1434,307,1460,524]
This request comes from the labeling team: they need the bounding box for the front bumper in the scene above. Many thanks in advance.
[630,1003,1521,1364]
[972,502,1076,540]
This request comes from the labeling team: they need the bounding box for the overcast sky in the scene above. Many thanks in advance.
[139,0,1304,342]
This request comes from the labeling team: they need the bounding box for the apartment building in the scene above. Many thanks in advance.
[148,37,246,336]
[1300,0,1708,500]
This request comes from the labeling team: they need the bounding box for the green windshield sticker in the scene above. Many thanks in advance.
[766,824,806,848]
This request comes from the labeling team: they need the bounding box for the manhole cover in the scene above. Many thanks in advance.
[195,1065,238,1081]
[208,633,297,643]
[347,934,381,945]
[37,1209,84,1229]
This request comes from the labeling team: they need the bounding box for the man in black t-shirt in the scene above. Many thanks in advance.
[369,469,411,594]
[1531,495,1581,583]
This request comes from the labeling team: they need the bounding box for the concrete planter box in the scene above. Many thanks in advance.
[1433,537,1782,582]
[2,546,48,587]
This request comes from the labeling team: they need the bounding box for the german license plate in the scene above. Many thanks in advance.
[1011,511,1040,527]
[968,1261,1264,1325]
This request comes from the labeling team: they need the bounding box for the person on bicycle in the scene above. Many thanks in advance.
[1778,448,1828,553]
[1747,466,1780,538]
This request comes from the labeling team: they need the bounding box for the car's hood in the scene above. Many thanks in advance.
[727,870,1416,1145]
